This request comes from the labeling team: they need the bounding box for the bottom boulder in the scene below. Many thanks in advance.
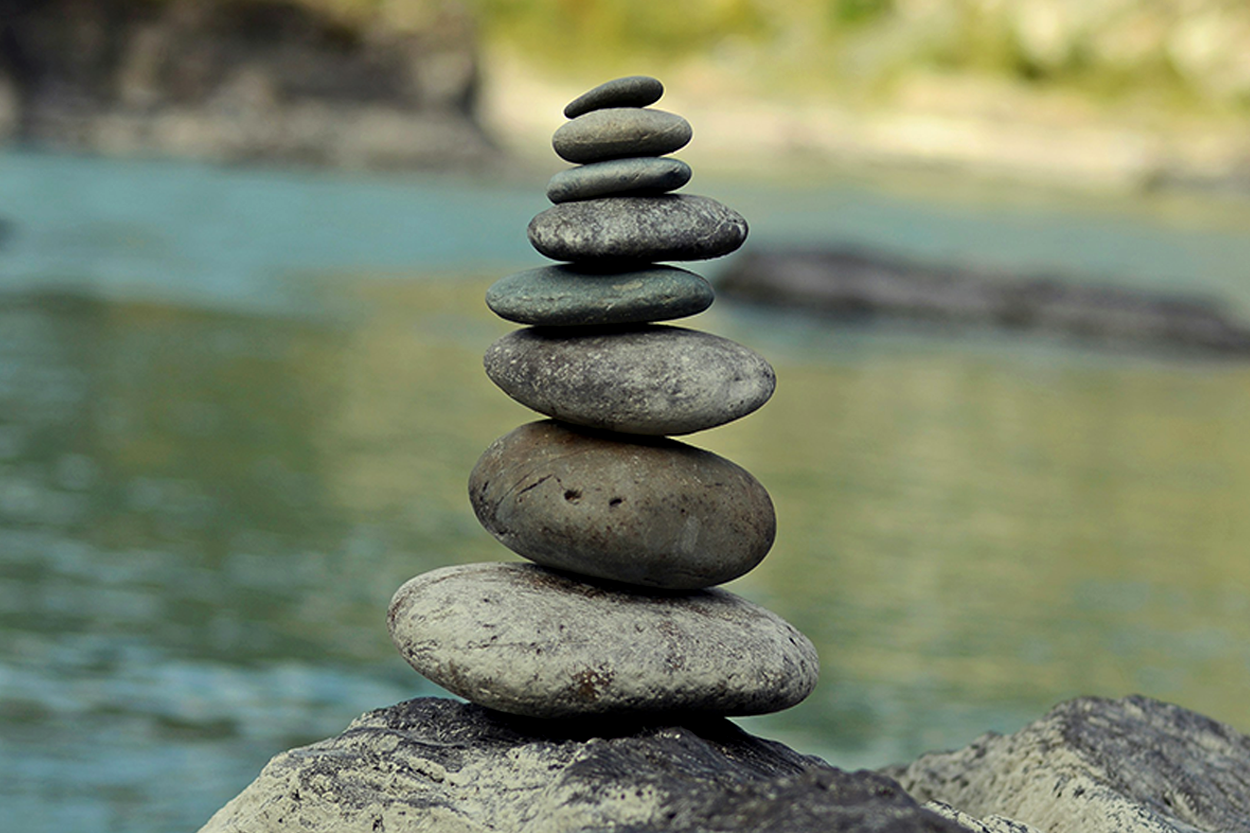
[198,697,964,833]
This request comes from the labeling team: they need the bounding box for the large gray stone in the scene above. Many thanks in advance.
[485,263,713,326]
[387,563,819,718]
[885,695,1250,833]
[546,156,692,203]
[529,194,748,262]
[199,697,968,833]
[564,75,664,118]
[483,325,775,435]
[468,421,775,588]
[552,108,692,163]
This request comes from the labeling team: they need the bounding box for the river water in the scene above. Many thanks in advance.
[2,150,1249,831]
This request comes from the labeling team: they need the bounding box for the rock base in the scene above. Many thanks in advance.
[198,697,963,833]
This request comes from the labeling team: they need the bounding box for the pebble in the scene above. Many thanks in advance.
[564,75,664,118]
[387,562,819,718]
[547,157,692,203]
[553,109,692,164]
[485,264,713,326]
[528,195,748,263]
[468,421,775,589]
[483,325,776,435]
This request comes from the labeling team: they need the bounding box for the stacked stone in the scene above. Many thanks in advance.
[388,77,819,719]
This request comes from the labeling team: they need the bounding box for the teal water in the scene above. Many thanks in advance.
[2,150,1249,831]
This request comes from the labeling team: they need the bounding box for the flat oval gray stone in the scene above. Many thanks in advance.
[483,325,775,435]
[388,562,819,718]
[469,421,775,588]
[485,264,713,326]
[547,157,692,203]
[528,195,748,263]
[564,75,664,118]
[553,109,691,164]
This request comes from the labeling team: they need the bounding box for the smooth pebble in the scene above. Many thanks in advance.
[547,157,692,203]
[388,562,819,718]
[564,75,664,118]
[483,325,775,435]
[553,109,691,164]
[485,264,713,326]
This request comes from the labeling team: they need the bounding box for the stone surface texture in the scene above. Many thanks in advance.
[564,75,665,118]
[485,263,712,326]
[546,156,693,203]
[468,421,775,588]
[528,194,748,262]
[483,325,775,435]
[886,695,1250,833]
[199,697,969,833]
[387,563,818,718]
[552,108,692,163]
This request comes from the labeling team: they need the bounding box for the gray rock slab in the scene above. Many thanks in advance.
[387,563,819,718]
[200,697,968,833]
[552,108,692,163]
[528,194,748,262]
[485,263,713,326]
[483,325,775,435]
[564,75,664,118]
[468,421,775,588]
[547,156,692,203]
[884,694,1250,833]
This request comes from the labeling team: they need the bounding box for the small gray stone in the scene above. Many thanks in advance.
[483,325,775,435]
[485,264,713,326]
[387,562,819,718]
[547,157,692,203]
[553,108,692,164]
[528,194,748,263]
[564,75,664,118]
[469,421,775,588]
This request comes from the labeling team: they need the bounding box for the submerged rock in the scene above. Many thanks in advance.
[885,694,1250,833]
[198,697,967,833]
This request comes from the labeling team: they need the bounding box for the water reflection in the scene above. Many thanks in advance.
[2,274,1249,828]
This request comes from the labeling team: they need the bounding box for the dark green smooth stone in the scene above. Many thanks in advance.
[564,75,664,118]
[485,264,714,326]
[552,109,691,164]
[547,157,692,203]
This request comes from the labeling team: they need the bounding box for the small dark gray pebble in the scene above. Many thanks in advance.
[528,195,748,263]
[483,324,776,435]
[547,157,692,203]
[564,75,664,118]
[486,264,713,326]
[553,108,692,164]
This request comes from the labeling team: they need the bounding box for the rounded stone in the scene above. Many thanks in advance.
[483,325,776,435]
[553,109,691,164]
[547,157,692,203]
[468,420,775,589]
[387,562,819,718]
[485,264,713,326]
[528,195,748,263]
[564,75,664,118]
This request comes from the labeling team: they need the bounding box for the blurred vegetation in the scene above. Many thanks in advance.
[280,0,1250,115]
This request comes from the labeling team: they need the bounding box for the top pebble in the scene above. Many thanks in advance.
[564,75,664,118]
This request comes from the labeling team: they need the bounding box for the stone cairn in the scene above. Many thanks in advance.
[388,76,819,719]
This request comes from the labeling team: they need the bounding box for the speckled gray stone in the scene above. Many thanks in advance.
[387,562,819,718]
[483,325,775,435]
[485,264,713,326]
[468,421,775,588]
[528,195,748,263]
[553,108,692,164]
[547,157,692,203]
[565,75,664,118]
